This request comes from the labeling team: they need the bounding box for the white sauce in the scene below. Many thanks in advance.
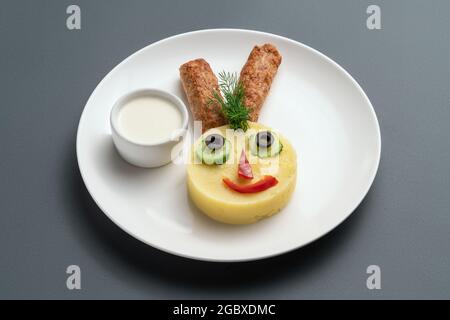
[118,95,182,144]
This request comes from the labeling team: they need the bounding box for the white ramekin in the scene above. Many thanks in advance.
[110,88,189,168]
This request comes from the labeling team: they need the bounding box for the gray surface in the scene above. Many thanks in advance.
[0,0,449,299]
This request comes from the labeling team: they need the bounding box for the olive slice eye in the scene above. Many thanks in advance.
[249,131,283,158]
[256,131,274,148]
[205,134,225,151]
[195,135,231,165]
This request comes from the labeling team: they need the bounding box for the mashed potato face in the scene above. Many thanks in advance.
[187,122,297,224]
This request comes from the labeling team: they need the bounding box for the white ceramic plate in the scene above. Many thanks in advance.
[76,29,381,262]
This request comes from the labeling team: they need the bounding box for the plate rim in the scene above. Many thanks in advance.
[76,28,382,262]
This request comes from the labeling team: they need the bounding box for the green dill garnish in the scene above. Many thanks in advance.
[209,71,250,131]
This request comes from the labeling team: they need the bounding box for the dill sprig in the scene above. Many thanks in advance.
[209,71,250,131]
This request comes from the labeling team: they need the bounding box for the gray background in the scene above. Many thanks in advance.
[0,0,449,299]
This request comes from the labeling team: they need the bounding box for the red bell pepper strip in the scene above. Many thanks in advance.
[238,149,253,179]
[223,175,278,193]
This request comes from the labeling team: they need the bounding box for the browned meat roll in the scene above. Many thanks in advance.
[239,44,282,121]
[179,58,226,132]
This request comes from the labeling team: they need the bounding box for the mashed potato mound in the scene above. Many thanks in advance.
[187,122,297,224]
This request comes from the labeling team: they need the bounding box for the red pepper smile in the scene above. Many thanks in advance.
[223,148,278,193]
[223,175,279,193]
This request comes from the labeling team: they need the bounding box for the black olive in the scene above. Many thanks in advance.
[205,134,225,151]
[256,131,274,148]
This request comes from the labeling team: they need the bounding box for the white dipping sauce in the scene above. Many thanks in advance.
[118,95,182,144]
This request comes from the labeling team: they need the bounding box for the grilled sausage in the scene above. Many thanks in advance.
[179,59,226,132]
[239,44,282,121]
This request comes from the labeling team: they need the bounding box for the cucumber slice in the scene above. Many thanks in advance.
[249,132,283,158]
[195,138,231,165]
